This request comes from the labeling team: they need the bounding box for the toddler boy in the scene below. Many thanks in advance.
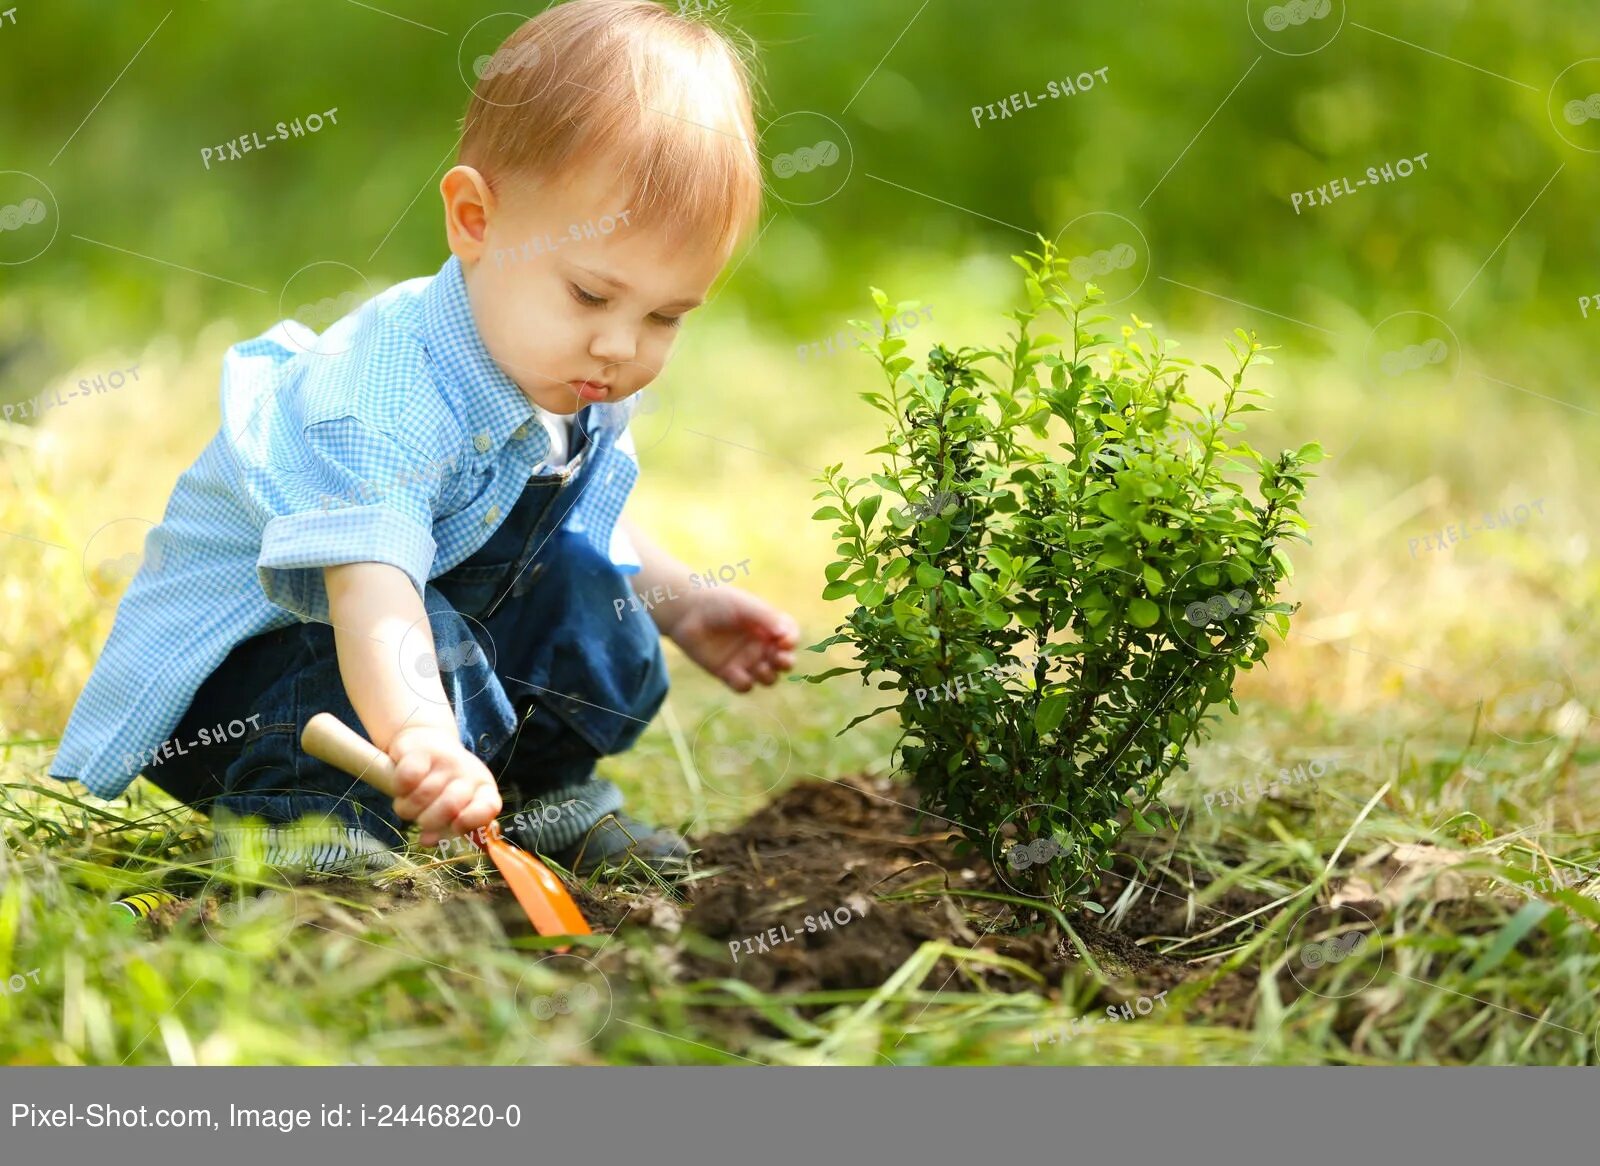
[50,0,798,878]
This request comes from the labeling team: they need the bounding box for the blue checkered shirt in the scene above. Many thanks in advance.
[51,255,643,799]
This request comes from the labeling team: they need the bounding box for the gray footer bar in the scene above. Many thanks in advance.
[2,1067,1595,1164]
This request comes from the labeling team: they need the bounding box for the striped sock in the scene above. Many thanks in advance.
[501,777,625,854]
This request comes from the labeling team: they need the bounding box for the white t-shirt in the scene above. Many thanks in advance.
[530,400,643,568]
[537,410,578,470]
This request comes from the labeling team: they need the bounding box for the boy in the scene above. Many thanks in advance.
[49,0,798,879]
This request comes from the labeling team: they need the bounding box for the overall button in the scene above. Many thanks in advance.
[476,732,495,754]
[473,432,492,453]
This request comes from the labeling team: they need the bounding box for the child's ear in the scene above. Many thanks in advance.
[441,166,494,260]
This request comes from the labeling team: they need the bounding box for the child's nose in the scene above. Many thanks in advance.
[589,324,636,364]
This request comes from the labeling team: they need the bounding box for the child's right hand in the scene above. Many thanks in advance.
[385,725,503,847]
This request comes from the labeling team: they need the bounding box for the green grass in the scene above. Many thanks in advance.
[4,636,1597,1065]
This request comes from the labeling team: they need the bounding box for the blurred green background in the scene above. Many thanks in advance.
[3,0,1598,406]
[4,0,1599,778]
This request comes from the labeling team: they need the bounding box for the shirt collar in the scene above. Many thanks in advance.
[420,254,544,458]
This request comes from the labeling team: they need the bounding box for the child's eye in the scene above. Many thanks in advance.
[651,313,684,329]
[569,283,606,307]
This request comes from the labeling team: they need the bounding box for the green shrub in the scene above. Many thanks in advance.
[802,238,1322,908]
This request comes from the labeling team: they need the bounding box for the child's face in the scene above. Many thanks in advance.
[445,160,730,417]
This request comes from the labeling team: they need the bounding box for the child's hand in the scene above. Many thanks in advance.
[668,586,799,692]
[385,725,503,847]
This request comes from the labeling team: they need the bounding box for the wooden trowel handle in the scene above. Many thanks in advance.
[302,712,402,799]
[302,712,592,941]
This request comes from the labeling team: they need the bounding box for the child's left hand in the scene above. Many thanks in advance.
[668,586,799,692]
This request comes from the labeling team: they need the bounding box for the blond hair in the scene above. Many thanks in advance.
[459,0,763,256]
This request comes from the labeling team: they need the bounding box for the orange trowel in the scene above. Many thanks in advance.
[301,711,591,941]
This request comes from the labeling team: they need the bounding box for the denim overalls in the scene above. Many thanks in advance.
[144,403,670,868]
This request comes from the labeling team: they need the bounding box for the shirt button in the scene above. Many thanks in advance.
[511,423,528,440]
[483,505,500,525]
[473,432,492,453]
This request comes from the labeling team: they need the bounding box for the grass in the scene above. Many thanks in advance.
[2,261,1598,1065]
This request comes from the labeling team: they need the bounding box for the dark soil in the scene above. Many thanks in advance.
[664,774,1263,1022]
[131,774,1276,1027]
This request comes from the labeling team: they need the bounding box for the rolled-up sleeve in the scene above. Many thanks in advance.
[257,416,447,621]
